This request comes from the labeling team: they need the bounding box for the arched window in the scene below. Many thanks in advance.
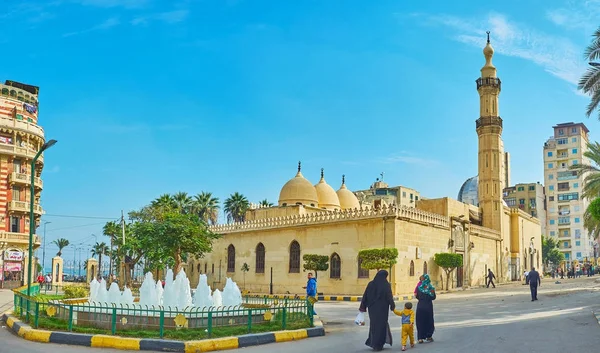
[409,260,415,276]
[256,243,265,273]
[423,261,428,275]
[289,241,300,273]
[358,257,369,278]
[197,263,201,273]
[227,244,235,272]
[204,263,207,274]
[211,264,214,273]
[330,253,341,279]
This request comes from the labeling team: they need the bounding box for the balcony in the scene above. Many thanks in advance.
[560,245,572,250]
[8,200,43,215]
[0,232,40,246]
[9,172,43,189]
[0,143,44,163]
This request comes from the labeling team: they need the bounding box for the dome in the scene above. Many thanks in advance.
[337,175,360,210]
[278,162,319,207]
[458,175,479,206]
[314,169,341,210]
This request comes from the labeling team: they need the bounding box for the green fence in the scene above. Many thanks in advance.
[12,286,314,340]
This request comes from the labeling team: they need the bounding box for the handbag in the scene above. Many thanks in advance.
[354,311,366,326]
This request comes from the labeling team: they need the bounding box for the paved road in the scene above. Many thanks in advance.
[1,278,599,352]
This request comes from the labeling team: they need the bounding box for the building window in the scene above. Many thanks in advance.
[575,217,580,223]
[255,243,265,274]
[563,230,569,236]
[550,231,555,236]
[205,263,207,273]
[197,264,200,273]
[572,148,578,154]
[358,257,369,278]
[574,205,580,212]
[519,199,525,205]
[330,253,341,279]
[517,186,525,191]
[423,261,428,275]
[402,192,406,198]
[549,219,555,225]
[227,244,235,272]
[549,185,554,191]
[572,137,577,143]
[565,253,570,259]
[576,241,581,246]
[573,183,579,189]
[10,216,20,233]
[558,192,579,201]
[409,260,415,276]
[548,163,553,169]
[572,127,577,133]
[529,185,535,191]
[549,196,555,201]
[572,160,579,165]
[576,252,582,258]
[289,241,300,273]
[557,138,568,144]
[549,174,554,180]
[558,129,564,135]
[564,241,569,247]
[547,152,553,157]
[575,229,581,238]
[212,264,214,273]
[12,186,20,200]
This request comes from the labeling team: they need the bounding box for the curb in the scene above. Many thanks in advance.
[1,313,325,352]
[246,294,413,302]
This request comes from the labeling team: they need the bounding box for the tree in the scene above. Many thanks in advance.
[588,198,600,221]
[241,262,250,289]
[259,199,274,207]
[172,191,193,214]
[52,238,70,257]
[358,248,399,271]
[302,254,329,279]
[36,262,42,274]
[193,192,220,225]
[224,192,250,223]
[434,253,463,290]
[92,242,109,276]
[578,27,600,118]
[570,142,600,200]
[542,236,565,270]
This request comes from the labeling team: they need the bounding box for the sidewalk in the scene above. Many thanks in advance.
[0,289,14,314]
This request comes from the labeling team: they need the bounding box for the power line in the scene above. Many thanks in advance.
[43,214,118,220]
[45,222,108,233]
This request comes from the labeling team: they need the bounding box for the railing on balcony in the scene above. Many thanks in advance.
[0,143,44,163]
[0,232,40,244]
[9,172,43,189]
[9,200,43,214]
[0,115,44,138]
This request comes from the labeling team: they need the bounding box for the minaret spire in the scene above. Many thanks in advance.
[342,174,345,184]
[486,30,490,43]
[297,161,301,173]
[321,168,324,179]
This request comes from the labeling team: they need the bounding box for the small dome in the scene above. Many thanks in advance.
[278,162,319,207]
[483,42,494,57]
[337,175,360,210]
[314,169,341,210]
[458,175,479,206]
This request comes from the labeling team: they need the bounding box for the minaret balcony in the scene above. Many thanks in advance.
[476,116,503,129]
[476,77,502,90]
[9,172,43,190]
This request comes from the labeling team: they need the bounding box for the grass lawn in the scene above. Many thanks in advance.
[35,313,312,341]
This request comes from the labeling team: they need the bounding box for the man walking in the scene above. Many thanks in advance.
[528,267,541,301]
[303,272,317,315]
[486,269,496,288]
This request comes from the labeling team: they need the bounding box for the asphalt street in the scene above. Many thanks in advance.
[1,277,599,353]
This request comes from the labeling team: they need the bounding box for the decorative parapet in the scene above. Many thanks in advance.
[470,224,501,241]
[210,205,449,234]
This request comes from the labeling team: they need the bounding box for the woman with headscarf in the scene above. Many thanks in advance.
[359,270,396,351]
[415,273,436,343]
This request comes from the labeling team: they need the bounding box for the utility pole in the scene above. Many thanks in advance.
[120,210,126,285]
[42,221,51,275]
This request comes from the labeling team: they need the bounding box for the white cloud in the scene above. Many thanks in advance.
[379,152,439,167]
[546,1,600,33]
[131,9,189,25]
[407,12,587,85]
[63,17,120,37]
[71,0,150,9]
[46,166,60,173]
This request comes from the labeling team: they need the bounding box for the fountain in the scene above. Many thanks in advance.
[95,278,108,303]
[138,273,157,306]
[192,274,213,308]
[212,289,223,307]
[89,278,99,302]
[108,282,121,304]
[121,286,134,305]
[222,278,242,307]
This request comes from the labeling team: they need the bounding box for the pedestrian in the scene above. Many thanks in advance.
[45,274,51,290]
[486,269,496,288]
[528,267,541,301]
[523,270,529,284]
[303,272,317,315]
[359,270,395,351]
[414,275,424,296]
[394,302,415,351]
[415,274,436,343]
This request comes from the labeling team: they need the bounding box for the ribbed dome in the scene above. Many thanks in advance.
[278,162,319,207]
[337,175,360,210]
[458,175,479,207]
[314,169,341,210]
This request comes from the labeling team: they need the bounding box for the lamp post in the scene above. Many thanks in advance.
[0,241,7,289]
[26,139,57,300]
[42,221,51,275]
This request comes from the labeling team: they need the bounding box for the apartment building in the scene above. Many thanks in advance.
[503,182,547,236]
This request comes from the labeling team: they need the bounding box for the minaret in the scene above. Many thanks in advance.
[476,32,505,232]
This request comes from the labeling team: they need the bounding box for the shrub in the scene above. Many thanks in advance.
[63,285,89,299]
[358,248,399,271]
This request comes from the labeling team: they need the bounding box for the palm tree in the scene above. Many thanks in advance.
[173,191,193,214]
[224,192,250,223]
[571,142,600,200]
[52,238,70,257]
[193,192,220,225]
[92,242,109,276]
[258,199,273,207]
[151,193,176,210]
[579,27,600,118]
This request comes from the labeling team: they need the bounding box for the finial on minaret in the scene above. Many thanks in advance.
[320,168,324,179]
[486,31,490,43]
[342,174,346,184]
[298,161,301,173]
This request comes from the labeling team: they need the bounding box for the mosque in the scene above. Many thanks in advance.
[186,34,542,295]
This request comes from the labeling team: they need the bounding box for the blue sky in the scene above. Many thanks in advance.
[3,0,600,267]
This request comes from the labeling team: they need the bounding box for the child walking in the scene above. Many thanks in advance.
[394,302,415,351]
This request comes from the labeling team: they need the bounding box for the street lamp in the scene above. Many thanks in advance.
[42,221,51,275]
[27,139,57,299]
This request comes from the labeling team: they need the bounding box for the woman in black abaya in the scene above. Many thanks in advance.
[359,270,396,351]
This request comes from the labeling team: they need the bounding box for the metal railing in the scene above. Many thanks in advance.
[11,284,314,339]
